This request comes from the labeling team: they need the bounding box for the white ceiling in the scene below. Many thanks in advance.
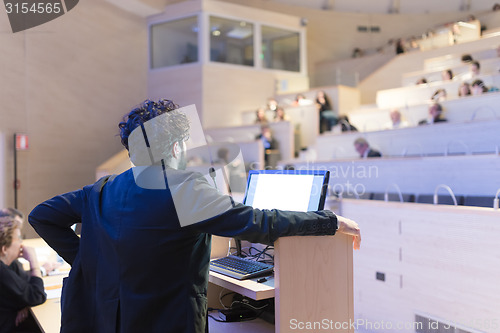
[264,0,498,14]
[107,0,499,17]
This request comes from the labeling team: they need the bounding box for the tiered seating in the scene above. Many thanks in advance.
[377,73,500,109]
[279,154,500,207]
[417,20,481,51]
[240,104,318,149]
[220,26,500,178]
[423,46,498,71]
[306,20,500,333]
[236,85,360,151]
[275,46,500,207]
[359,34,500,105]
[204,121,293,166]
[371,192,415,202]
[463,195,496,208]
[348,91,500,131]
[403,50,500,86]
[314,118,500,159]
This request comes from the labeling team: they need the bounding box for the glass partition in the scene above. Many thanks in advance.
[261,25,300,72]
[149,15,302,72]
[150,16,199,69]
[209,16,254,66]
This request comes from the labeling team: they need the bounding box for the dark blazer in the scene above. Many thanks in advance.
[0,260,46,333]
[367,148,382,158]
[29,168,338,333]
[418,117,447,125]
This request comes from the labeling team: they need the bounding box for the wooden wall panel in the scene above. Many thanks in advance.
[341,200,500,333]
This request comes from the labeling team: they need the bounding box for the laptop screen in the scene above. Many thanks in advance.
[243,169,330,212]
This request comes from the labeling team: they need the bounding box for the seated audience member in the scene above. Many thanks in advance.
[419,103,447,125]
[273,107,290,122]
[267,98,278,112]
[470,60,480,76]
[215,147,230,165]
[462,60,480,81]
[316,90,332,112]
[255,107,268,124]
[316,90,338,133]
[386,109,409,129]
[416,77,428,85]
[471,80,488,95]
[353,138,382,158]
[458,82,471,97]
[256,125,280,167]
[431,88,447,102]
[466,15,476,21]
[352,48,363,58]
[493,3,500,11]
[395,39,406,55]
[441,69,453,81]
[338,115,358,132]
[0,209,47,332]
[215,148,247,193]
[461,54,473,63]
[293,94,313,106]
[451,23,461,44]
[408,37,419,52]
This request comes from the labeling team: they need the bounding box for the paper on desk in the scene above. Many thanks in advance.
[44,283,62,300]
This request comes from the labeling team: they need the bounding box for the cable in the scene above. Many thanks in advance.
[218,289,235,310]
[207,312,226,322]
[229,246,249,257]
[230,300,269,311]
[207,309,262,323]
[246,246,274,265]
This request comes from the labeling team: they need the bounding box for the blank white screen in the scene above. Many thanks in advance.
[250,174,314,211]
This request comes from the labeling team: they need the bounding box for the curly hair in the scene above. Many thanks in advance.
[118,99,187,150]
[0,208,23,219]
[0,215,21,250]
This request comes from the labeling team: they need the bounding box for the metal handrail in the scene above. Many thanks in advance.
[494,188,500,210]
[445,140,469,156]
[384,183,404,203]
[402,143,424,157]
[333,147,346,159]
[433,184,458,206]
[470,106,497,121]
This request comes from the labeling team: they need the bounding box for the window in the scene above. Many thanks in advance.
[150,16,199,69]
[261,25,300,72]
[209,16,254,66]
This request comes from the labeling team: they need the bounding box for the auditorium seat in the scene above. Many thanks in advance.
[372,193,415,202]
[416,194,464,205]
[338,192,372,200]
[464,196,495,208]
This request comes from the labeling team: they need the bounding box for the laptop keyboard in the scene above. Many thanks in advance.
[209,255,273,280]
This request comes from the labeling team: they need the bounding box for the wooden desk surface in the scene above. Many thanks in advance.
[208,271,275,301]
[31,297,62,333]
[23,238,66,333]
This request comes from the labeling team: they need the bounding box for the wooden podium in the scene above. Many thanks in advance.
[209,234,354,333]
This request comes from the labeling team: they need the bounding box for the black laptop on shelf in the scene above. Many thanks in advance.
[209,169,330,280]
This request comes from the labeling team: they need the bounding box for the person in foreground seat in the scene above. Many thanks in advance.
[0,209,46,333]
[354,137,382,158]
[29,99,361,333]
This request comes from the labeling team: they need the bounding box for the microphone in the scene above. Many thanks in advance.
[209,166,236,209]
[209,167,217,190]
